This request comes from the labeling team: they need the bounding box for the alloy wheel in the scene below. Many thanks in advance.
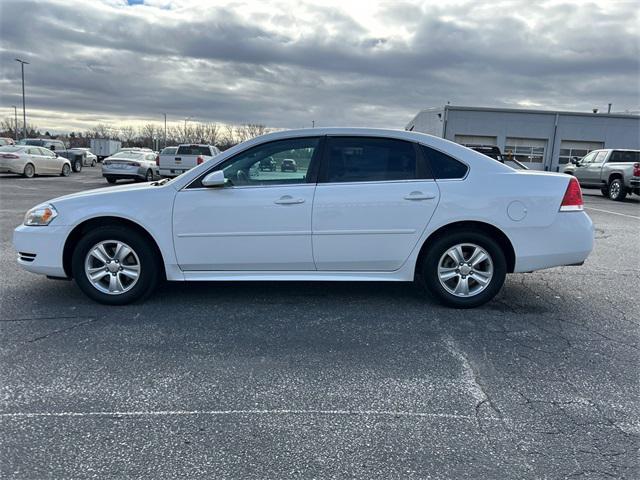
[84,240,141,295]
[437,243,494,298]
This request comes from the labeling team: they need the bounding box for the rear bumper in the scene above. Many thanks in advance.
[0,160,26,174]
[13,224,69,277]
[511,211,594,273]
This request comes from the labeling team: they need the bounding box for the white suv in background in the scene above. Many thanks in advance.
[159,144,220,177]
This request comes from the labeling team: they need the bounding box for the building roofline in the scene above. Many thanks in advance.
[412,105,639,120]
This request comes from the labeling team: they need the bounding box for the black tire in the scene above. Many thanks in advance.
[421,230,507,308]
[91,159,96,167]
[23,163,35,178]
[106,177,117,184]
[61,163,71,177]
[608,178,627,201]
[72,159,82,173]
[71,225,161,305]
[145,169,154,182]
[600,187,609,197]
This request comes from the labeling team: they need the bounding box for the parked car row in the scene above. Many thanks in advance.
[563,149,640,201]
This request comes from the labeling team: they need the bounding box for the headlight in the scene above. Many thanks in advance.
[24,204,58,226]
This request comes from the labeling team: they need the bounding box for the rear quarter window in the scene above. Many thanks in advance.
[421,145,468,179]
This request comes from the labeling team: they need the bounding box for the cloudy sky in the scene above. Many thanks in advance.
[0,0,638,133]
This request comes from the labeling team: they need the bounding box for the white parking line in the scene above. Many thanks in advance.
[0,408,497,421]
[585,207,640,220]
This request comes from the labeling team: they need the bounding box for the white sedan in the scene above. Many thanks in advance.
[0,145,72,177]
[13,128,594,308]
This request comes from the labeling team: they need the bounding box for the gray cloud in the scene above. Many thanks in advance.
[0,0,638,132]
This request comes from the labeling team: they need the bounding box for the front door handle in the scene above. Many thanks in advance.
[274,195,305,205]
[404,191,436,201]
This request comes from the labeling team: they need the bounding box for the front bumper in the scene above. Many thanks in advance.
[13,224,69,277]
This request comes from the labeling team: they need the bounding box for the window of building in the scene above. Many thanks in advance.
[454,135,497,147]
[558,140,604,164]
[504,137,547,164]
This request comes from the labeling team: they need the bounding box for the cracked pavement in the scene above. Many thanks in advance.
[1,169,639,479]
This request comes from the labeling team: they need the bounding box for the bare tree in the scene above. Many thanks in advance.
[119,125,136,146]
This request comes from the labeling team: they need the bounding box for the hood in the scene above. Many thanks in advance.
[49,181,157,205]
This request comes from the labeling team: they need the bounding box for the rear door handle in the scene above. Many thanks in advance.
[404,191,436,201]
[274,195,305,205]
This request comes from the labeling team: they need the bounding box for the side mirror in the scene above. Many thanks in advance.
[202,170,226,187]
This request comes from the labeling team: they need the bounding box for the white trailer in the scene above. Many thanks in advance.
[90,139,122,161]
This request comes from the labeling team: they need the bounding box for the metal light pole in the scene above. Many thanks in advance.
[163,113,167,148]
[15,58,29,139]
[11,105,18,141]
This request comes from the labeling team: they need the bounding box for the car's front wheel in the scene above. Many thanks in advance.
[608,178,627,201]
[72,159,82,172]
[61,163,71,177]
[106,177,117,184]
[71,226,161,305]
[421,230,506,308]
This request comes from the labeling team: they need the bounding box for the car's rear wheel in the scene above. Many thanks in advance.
[106,177,117,184]
[71,226,160,305]
[72,159,82,172]
[145,169,154,182]
[23,163,35,178]
[608,178,627,201]
[421,230,506,308]
[61,163,71,177]
[91,159,97,167]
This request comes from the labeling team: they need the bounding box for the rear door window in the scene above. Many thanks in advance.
[322,136,418,183]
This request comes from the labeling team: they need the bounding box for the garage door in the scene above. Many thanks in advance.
[559,140,604,165]
[505,137,548,170]
[454,135,497,147]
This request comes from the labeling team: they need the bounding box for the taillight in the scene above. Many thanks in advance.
[560,177,584,211]
[196,155,204,165]
[1,154,20,159]
[156,155,160,166]
[127,162,140,167]
[633,162,640,177]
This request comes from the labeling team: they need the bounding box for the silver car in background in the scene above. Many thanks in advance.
[0,145,72,178]
[102,151,159,184]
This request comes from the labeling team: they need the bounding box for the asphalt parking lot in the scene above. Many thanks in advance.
[1,168,639,479]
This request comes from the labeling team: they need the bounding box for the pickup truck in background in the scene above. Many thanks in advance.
[158,144,220,177]
[564,149,640,201]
